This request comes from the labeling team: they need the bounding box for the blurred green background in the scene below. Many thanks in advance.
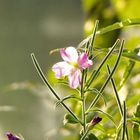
[0,0,83,139]
[0,0,140,140]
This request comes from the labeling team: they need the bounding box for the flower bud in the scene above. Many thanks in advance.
[6,132,20,140]
[89,116,102,130]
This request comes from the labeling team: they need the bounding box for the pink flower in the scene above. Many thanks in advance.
[52,47,93,89]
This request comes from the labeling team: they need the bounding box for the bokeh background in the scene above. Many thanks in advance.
[0,0,83,139]
[0,0,140,140]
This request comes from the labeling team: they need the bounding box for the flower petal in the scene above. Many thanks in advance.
[68,69,81,89]
[52,62,73,78]
[60,47,78,63]
[78,53,93,69]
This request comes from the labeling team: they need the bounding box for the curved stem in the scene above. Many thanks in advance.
[31,53,82,125]
[107,65,129,140]
[107,65,123,115]
[80,129,89,140]
[86,40,124,112]
[85,39,120,89]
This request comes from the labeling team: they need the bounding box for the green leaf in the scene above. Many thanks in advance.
[107,65,123,115]
[85,39,120,89]
[85,133,98,140]
[93,124,106,134]
[87,40,124,111]
[98,18,140,35]
[63,114,79,125]
[57,80,69,86]
[122,101,127,140]
[86,111,94,123]
[129,117,140,125]
[90,47,140,62]
[127,94,140,107]
[122,48,140,62]
[88,20,99,59]
[107,66,129,140]
[55,95,82,107]
[78,18,140,48]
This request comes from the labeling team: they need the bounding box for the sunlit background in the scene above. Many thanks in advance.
[0,0,140,140]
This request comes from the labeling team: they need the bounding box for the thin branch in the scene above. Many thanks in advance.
[31,53,82,125]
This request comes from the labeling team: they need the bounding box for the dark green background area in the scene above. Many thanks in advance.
[0,0,82,140]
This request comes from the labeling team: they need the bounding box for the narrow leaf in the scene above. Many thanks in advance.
[31,53,60,100]
[98,18,140,35]
[78,18,140,48]
[107,65,123,115]
[122,101,127,140]
[87,40,124,111]
[88,20,99,59]
[63,114,79,125]
[122,48,140,62]
[85,39,120,89]
[107,65,129,140]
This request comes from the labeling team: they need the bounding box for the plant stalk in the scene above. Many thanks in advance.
[86,40,124,112]
[81,70,86,133]
[122,101,127,140]
[107,65,129,140]
[85,39,120,89]
[31,53,82,125]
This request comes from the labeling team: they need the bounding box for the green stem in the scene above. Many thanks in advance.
[107,65,123,115]
[85,39,120,89]
[107,65,129,140]
[80,128,89,140]
[81,70,86,133]
[31,53,82,125]
[86,40,124,112]
[89,20,99,59]
[122,101,127,140]
[90,20,99,47]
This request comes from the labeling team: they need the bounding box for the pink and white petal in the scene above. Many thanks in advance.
[68,69,81,89]
[78,53,93,69]
[52,62,73,78]
[60,47,78,63]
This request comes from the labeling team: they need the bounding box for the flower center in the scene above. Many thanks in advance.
[71,62,79,68]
